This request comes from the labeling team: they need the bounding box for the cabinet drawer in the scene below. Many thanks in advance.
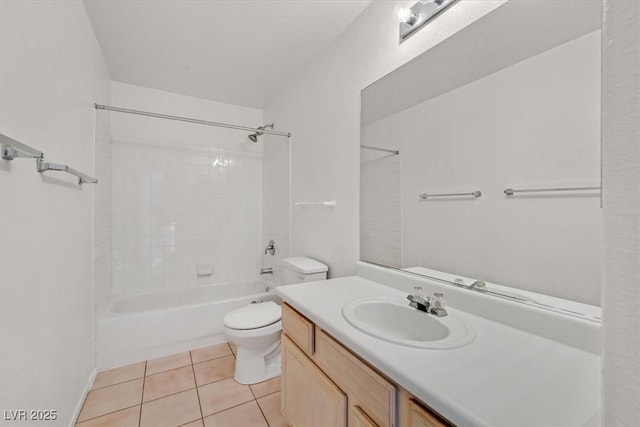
[314,329,396,427]
[282,303,315,355]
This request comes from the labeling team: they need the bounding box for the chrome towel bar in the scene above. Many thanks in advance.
[504,186,600,196]
[1,134,44,160]
[295,200,337,207]
[1,133,97,186]
[419,191,482,199]
[36,159,97,185]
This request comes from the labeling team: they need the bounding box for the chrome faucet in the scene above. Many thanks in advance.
[260,267,273,275]
[407,287,430,312]
[407,287,448,317]
[264,239,275,256]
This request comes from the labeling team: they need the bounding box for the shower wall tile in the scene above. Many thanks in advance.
[111,141,263,296]
[360,152,402,268]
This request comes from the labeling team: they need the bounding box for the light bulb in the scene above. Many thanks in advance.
[397,7,417,25]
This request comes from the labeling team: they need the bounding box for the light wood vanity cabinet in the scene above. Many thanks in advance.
[281,303,451,427]
[281,335,347,426]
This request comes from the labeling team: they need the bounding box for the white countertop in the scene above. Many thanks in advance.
[277,276,600,426]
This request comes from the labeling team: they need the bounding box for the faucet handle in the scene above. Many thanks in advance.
[408,286,425,302]
[430,292,448,317]
[432,292,445,309]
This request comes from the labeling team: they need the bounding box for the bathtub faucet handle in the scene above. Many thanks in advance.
[264,239,276,256]
[260,267,273,275]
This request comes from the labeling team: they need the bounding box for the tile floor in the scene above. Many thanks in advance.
[76,343,287,427]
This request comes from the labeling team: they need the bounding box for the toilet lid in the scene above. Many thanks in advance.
[223,301,281,330]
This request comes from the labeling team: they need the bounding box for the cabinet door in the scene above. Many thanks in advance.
[351,405,379,427]
[314,330,396,427]
[281,335,347,427]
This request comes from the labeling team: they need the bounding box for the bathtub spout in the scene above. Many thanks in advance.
[260,268,273,275]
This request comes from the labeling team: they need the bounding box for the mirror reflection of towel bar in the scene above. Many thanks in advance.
[419,191,481,199]
[504,186,600,196]
[295,200,337,207]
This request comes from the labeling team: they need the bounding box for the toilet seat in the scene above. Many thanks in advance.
[224,301,281,330]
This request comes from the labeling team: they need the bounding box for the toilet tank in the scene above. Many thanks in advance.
[282,257,328,284]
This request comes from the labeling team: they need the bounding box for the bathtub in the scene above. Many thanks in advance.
[96,280,279,369]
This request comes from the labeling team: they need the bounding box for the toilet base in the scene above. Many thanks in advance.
[233,338,282,385]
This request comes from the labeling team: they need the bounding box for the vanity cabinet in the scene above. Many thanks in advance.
[281,335,347,426]
[281,303,451,427]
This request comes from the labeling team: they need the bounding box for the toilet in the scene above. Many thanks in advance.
[223,256,328,384]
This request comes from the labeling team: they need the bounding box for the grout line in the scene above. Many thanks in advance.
[248,382,258,400]
[190,351,205,421]
[256,389,281,400]
[138,362,147,427]
[76,404,141,425]
[89,373,146,391]
[254,396,271,427]
[192,353,235,369]
[202,398,257,419]
[146,362,192,377]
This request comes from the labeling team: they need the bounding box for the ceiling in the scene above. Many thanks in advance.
[84,0,371,109]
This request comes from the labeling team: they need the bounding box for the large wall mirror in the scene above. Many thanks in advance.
[360,0,602,314]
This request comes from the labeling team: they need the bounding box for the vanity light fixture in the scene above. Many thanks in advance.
[398,0,459,42]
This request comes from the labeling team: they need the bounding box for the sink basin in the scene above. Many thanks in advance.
[342,297,475,349]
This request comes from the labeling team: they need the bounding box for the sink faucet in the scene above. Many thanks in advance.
[407,287,448,317]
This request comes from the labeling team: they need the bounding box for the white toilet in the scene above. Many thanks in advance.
[223,256,328,384]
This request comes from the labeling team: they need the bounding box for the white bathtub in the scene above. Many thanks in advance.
[96,280,279,369]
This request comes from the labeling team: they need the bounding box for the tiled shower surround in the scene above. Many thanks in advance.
[111,139,263,295]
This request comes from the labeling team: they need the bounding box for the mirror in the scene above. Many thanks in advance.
[360,0,602,314]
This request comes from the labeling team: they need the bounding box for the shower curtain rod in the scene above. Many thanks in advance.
[94,104,291,137]
[360,145,399,155]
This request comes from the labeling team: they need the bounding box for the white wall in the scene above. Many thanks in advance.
[261,133,293,286]
[0,1,110,425]
[602,0,640,424]
[106,83,265,297]
[264,0,506,278]
[93,107,112,306]
[363,31,602,305]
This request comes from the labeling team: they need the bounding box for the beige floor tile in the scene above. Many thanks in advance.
[180,419,204,427]
[77,379,143,422]
[198,377,254,417]
[92,362,146,390]
[143,365,196,402]
[203,401,268,427]
[257,392,288,427]
[76,406,140,427]
[229,343,237,355]
[193,355,235,386]
[146,352,192,376]
[250,377,281,399]
[140,389,201,427]
[191,343,233,364]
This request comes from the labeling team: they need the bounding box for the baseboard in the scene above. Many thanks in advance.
[69,367,97,427]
